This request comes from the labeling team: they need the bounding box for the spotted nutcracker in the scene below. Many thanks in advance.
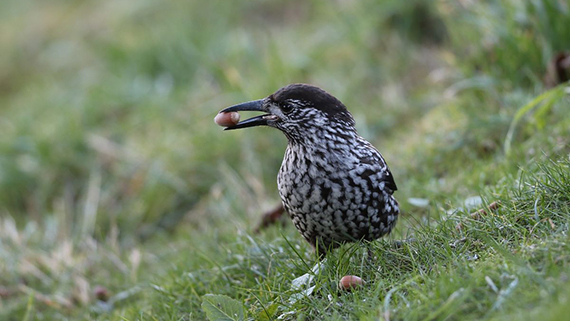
[219,84,399,257]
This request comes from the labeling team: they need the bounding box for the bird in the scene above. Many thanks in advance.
[219,83,399,257]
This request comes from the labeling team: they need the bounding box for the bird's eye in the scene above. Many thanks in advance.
[280,103,294,114]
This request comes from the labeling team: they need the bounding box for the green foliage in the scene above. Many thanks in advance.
[504,84,567,154]
[201,294,244,321]
[443,0,570,88]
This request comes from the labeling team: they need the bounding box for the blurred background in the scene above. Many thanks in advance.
[0,0,569,318]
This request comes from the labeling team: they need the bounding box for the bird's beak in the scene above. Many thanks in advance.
[219,99,273,130]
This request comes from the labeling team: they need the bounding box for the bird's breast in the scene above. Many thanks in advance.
[277,145,358,212]
[276,139,399,244]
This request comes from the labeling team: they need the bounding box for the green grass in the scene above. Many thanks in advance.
[0,0,569,320]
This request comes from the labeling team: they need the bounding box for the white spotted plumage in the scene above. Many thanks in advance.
[265,85,399,256]
[223,83,399,257]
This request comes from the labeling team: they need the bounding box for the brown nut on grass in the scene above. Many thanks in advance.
[94,285,110,302]
[339,275,365,291]
[214,112,240,127]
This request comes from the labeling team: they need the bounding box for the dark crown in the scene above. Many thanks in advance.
[270,84,355,126]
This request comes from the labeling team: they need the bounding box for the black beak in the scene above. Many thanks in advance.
[219,99,269,130]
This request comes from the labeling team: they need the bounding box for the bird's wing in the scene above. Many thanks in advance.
[382,169,398,192]
[357,142,398,193]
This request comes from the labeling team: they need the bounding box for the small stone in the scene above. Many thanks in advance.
[214,112,240,127]
[339,275,365,291]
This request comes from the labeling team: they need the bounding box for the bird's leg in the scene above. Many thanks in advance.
[254,203,286,233]
[366,246,375,261]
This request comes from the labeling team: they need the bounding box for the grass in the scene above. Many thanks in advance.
[0,0,569,320]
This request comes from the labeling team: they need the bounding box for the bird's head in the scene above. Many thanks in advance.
[220,84,356,142]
